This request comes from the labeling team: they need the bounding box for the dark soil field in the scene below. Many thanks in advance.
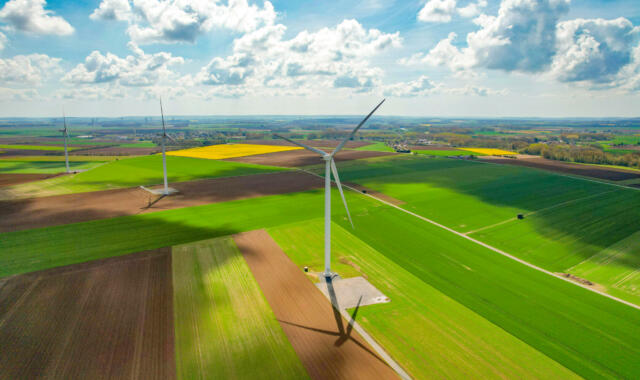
[227,149,395,167]
[0,249,175,379]
[243,139,372,148]
[235,230,398,380]
[0,171,322,232]
[0,173,63,187]
[0,149,64,156]
[480,156,640,181]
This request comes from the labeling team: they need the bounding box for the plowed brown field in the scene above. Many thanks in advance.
[235,230,398,380]
[0,171,322,232]
[0,249,174,379]
[0,173,63,187]
[227,149,395,167]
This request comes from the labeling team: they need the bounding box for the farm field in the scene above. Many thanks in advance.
[0,249,175,379]
[413,149,470,156]
[355,141,395,152]
[0,155,119,162]
[333,156,640,306]
[459,148,516,155]
[2,155,287,197]
[269,220,578,379]
[0,159,104,173]
[0,144,75,151]
[172,237,307,379]
[2,186,639,378]
[168,143,302,160]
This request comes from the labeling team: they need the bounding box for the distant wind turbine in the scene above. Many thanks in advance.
[275,99,385,278]
[60,112,70,173]
[159,98,177,196]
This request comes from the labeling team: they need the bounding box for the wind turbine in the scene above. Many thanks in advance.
[60,112,70,173]
[275,99,385,279]
[159,98,177,196]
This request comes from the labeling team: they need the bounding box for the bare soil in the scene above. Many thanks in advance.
[227,149,395,167]
[235,230,398,380]
[0,149,64,156]
[480,156,640,181]
[0,248,175,379]
[0,171,322,233]
[243,139,372,148]
[0,173,63,187]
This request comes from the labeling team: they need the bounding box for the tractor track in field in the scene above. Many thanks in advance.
[302,169,640,311]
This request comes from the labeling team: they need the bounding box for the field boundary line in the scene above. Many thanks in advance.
[464,189,618,235]
[301,168,640,311]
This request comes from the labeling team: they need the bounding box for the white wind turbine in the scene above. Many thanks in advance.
[159,98,177,196]
[276,99,385,278]
[60,112,70,173]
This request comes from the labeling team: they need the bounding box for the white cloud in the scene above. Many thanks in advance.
[0,87,39,101]
[63,43,184,87]
[0,31,6,51]
[410,0,570,75]
[418,0,457,23]
[90,0,131,21]
[193,19,401,96]
[0,54,62,85]
[91,0,277,44]
[55,86,126,100]
[458,0,487,18]
[384,76,436,96]
[552,18,639,84]
[0,0,74,36]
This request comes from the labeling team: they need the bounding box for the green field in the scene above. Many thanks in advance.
[0,155,118,162]
[173,237,307,379]
[118,141,157,148]
[2,188,639,378]
[0,160,105,174]
[413,149,469,156]
[332,156,640,304]
[269,220,578,379]
[354,141,395,152]
[0,144,74,151]
[4,155,287,196]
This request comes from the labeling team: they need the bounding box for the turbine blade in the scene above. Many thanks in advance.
[274,134,327,156]
[159,97,166,135]
[165,133,177,143]
[62,111,68,133]
[331,98,385,157]
[331,158,354,229]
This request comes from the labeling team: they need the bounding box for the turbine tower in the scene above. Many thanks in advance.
[159,98,176,196]
[60,112,70,173]
[276,99,385,279]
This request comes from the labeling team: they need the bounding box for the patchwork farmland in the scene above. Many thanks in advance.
[1,141,639,379]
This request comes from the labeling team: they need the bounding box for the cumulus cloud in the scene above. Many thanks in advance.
[0,0,74,35]
[418,0,457,23]
[193,19,401,96]
[458,0,487,18]
[55,86,126,100]
[552,18,639,84]
[63,43,184,87]
[0,87,39,101]
[0,32,6,51]
[384,76,436,96]
[0,54,62,85]
[91,0,277,44]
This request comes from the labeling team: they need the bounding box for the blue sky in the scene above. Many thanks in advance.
[0,0,639,117]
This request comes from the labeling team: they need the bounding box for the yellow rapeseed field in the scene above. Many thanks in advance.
[459,148,517,155]
[167,143,302,160]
